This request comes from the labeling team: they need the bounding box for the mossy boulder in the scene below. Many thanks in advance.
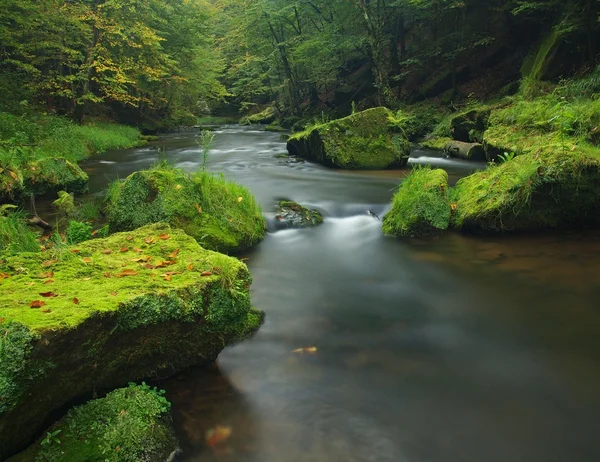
[286,107,411,169]
[9,384,179,462]
[450,108,490,143]
[23,157,88,196]
[382,168,451,237]
[106,166,266,254]
[240,106,277,125]
[273,200,323,229]
[0,223,263,458]
[452,148,600,232]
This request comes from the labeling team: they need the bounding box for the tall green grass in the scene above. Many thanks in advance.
[0,113,141,164]
[0,211,39,254]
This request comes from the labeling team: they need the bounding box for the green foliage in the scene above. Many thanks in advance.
[52,191,76,217]
[25,383,175,462]
[66,221,93,245]
[198,130,215,170]
[382,167,451,237]
[0,211,39,255]
[0,322,42,414]
[107,166,266,253]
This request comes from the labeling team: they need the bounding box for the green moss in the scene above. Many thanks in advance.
[106,165,266,254]
[10,383,178,462]
[287,107,410,169]
[275,201,323,228]
[420,136,454,151]
[240,106,277,125]
[382,167,451,237]
[521,28,561,81]
[452,147,600,232]
[0,223,262,458]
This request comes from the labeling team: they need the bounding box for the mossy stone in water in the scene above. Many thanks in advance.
[275,200,323,228]
[452,148,600,232]
[0,223,263,459]
[9,384,178,462]
[287,107,410,169]
[23,157,88,196]
[106,166,266,254]
[383,168,451,237]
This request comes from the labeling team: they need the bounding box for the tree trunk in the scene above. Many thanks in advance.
[445,141,486,161]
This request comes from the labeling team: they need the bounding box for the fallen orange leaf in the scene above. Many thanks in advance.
[133,247,144,253]
[168,249,180,258]
[104,272,111,278]
[144,263,156,270]
[145,237,155,244]
[292,346,318,354]
[187,263,194,271]
[206,425,232,447]
[39,292,58,298]
[71,249,81,254]
[194,203,203,214]
[43,279,54,284]
[72,298,80,305]
[41,309,52,313]
[40,272,53,279]
[30,300,47,308]
[131,256,152,263]
[201,271,213,277]
[110,291,118,296]
[126,236,134,241]
[8,170,18,180]
[42,260,55,267]
[120,247,129,253]
[101,249,112,255]
[158,234,171,240]
[116,269,138,278]
[82,257,92,264]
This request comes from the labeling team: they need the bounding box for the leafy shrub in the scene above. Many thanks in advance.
[66,221,93,245]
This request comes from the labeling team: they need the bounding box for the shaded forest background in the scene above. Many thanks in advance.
[1,0,600,129]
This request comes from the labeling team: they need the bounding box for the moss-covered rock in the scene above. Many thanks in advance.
[419,136,454,151]
[382,167,451,237]
[9,383,179,462]
[450,108,490,143]
[452,148,600,232]
[286,107,410,169]
[240,106,277,125]
[0,223,263,458]
[106,165,266,254]
[273,200,323,229]
[22,157,88,196]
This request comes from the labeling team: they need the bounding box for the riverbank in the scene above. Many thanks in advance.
[0,112,142,202]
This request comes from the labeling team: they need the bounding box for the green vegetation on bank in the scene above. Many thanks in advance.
[106,163,266,254]
[0,113,141,200]
[0,209,39,254]
[10,383,178,462]
[0,223,263,458]
[383,168,451,237]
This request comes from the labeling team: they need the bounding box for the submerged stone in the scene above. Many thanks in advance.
[272,200,323,229]
[286,107,410,169]
[452,148,600,232]
[9,384,179,462]
[106,166,266,254]
[0,223,263,458]
[382,168,451,237]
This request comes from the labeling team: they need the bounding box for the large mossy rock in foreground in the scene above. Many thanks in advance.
[287,107,410,169]
[382,168,451,237]
[107,166,266,254]
[10,384,178,462]
[0,223,263,459]
[452,149,600,232]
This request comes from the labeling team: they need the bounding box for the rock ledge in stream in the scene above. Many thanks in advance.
[286,107,410,169]
[106,166,266,254]
[452,148,600,232]
[273,200,323,229]
[0,223,263,459]
[383,167,451,237]
[9,384,179,462]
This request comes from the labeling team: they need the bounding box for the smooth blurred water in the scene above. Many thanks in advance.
[86,127,600,462]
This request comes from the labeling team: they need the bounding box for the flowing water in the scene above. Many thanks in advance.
[84,127,600,462]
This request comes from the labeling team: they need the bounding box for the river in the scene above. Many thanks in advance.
[83,127,600,462]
